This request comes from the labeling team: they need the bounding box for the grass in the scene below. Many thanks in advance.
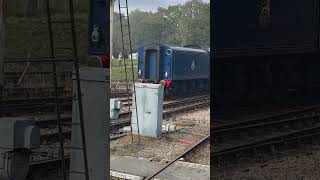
[111,59,138,81]
[5,13,89,72]
[111,59,138,67]
[5,15,139,83]
[3,14,86,98]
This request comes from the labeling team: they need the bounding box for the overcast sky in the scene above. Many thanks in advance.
[115,0,210,12]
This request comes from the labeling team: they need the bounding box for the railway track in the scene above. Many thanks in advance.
[0,93,210,172]
[27,95,210,168]
[4,71,131,89]
[44,95,209,129]
[0,92,132,115]
[0,97,72,115]
[111,95,210,131]
[4,72,130,83]
[118,95,209,118]
[145,134,210,180]
[213,125,320,159]
[33,130,211,179]
[212,105,320,165]
[26,95,209,143]
[213,105,320,133]
[2,95,209,127]
[104,103,320,172]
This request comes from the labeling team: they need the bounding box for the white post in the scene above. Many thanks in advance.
[110,0,115,60]
[110,0,115,81]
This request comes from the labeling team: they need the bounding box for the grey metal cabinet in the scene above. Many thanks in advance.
[131,83,164,137]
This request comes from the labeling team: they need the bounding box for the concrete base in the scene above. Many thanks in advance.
[110,155,210,180]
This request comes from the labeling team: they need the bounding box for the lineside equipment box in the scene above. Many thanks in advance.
[131,83,164,137]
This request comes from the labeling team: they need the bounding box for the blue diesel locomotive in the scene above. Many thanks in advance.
[137,44,210,96]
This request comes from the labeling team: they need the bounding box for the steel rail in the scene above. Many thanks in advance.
[213,125,320,158]
[214,105,320,131]
[40,99,210,141]
[144,134,210,180]
[213,113,320,135]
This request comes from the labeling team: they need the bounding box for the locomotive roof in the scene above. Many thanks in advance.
[140,44,209,54]
[168,46,209,53]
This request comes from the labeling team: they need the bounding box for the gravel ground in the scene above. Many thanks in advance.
[184,139,210,165]
[213,144,320,180]
[111,108,210,162]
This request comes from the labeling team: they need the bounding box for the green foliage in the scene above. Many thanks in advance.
[111,59,138,67]
[6,0,88,17]
[112,0,210,57]
[5,13,89,70]
[111,61,138,81]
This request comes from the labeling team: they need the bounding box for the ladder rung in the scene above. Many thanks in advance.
[120,6,128,8]
[65,170,86,174]
[121,15,128,18]
[50,20,71,24]
[56,47,73,50]
[59,122,80,125]
[55,41,72,44]
[59,97,73,100]
[65,146,84,150]
[4,57,74,63]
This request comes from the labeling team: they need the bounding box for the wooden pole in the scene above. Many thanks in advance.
[0,0,5,90]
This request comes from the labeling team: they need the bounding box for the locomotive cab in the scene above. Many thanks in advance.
[138,44,210,97]
[139,45,161,83]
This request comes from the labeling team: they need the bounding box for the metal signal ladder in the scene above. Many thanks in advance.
[2,1,89,179]
[45,0,89,179]
[117,0,141,143]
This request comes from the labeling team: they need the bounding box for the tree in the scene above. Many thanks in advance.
[175,0,210,47]
[112,12,124,58]
[112,0,210,57]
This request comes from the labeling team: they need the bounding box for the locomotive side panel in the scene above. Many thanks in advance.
[161,46,173,80]
[171,50,209,80]
[138,45,209,82]
[213,0,319,57]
